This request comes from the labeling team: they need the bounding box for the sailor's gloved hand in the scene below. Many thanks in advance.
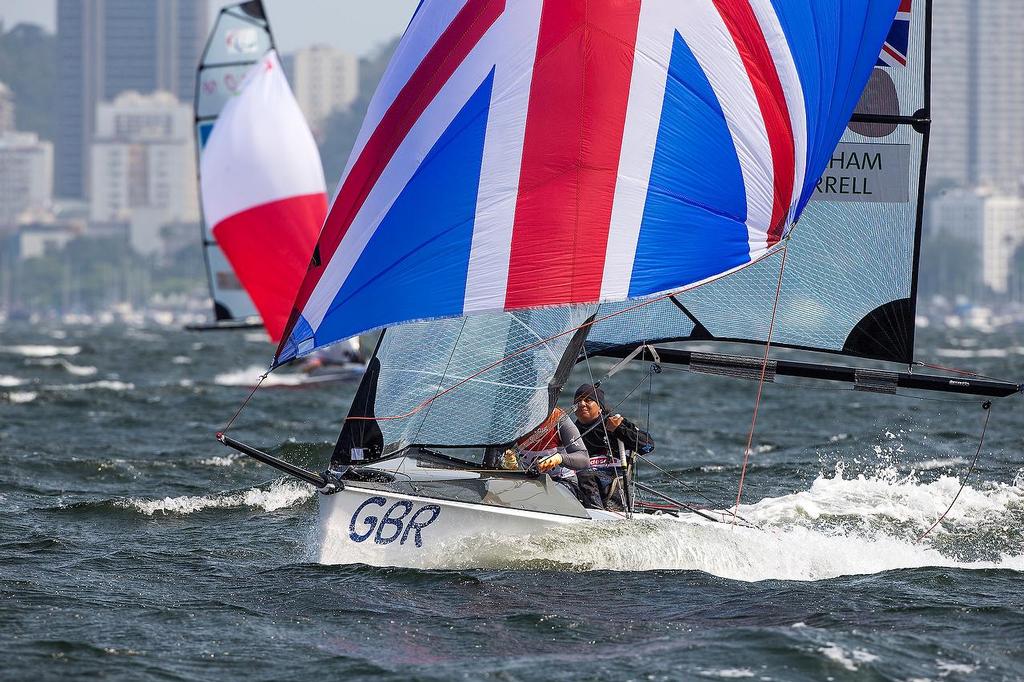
[536,453,562,473]
[501,448,520,470]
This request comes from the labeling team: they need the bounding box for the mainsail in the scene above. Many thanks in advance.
[275,0,901,366]
[588,0,930,364]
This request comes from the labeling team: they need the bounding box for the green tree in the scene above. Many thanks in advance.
[0,22,56,140]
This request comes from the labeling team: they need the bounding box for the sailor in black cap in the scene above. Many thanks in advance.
[572,383,654,511]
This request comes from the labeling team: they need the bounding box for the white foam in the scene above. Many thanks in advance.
[744,466,1023,530]
[172,355,192,365]
[410,467,1024,580]
[33,357,98,376]
[912,457,969,471]
[819,644,879,672]
[699,669,755,679]
[936,660,976,676]
[53,380,134,392]
[934,347,1008,359]
[0,375,24,387]
[124,480,314,516]
[200,453,243,467]
[1,344,80,357]
[214,365,306,387]
[5,391,37,403]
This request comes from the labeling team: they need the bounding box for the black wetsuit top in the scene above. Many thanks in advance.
[574,412,654,467]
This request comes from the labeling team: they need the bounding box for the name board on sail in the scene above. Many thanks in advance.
[811,143,911,203]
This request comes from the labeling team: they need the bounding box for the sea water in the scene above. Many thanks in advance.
[1,321,1022,680]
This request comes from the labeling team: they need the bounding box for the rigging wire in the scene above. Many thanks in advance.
[581,344,630,516]
[732,240,790,523]
[916,400,993,543]
[914,360,1001,382]
[219,369,269,435]
[634,453,759,528]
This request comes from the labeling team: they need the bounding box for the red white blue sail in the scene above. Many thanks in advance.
[276,0,899,365]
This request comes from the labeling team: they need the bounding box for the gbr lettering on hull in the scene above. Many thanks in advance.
[348,496,441,548]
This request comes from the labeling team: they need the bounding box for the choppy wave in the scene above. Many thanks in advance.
[31,357,98,376]
[933,347,1009,359]
[1,344,81,357]
[0,375,24,387]
[321,467,1024,580]
[909,457,969,471]
[52,380,134,392]
[698,668,756,679]
[818,644,879,672]
[121,480,315,516]
[4,391,38,404]
[200,453,243,467]
[214,365,305,388]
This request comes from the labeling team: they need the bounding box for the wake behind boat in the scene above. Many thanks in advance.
[212,0,1022,569]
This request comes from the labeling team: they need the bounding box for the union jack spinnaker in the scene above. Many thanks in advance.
[276,0,901,366]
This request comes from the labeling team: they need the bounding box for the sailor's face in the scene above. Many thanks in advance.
[575,397,601,423]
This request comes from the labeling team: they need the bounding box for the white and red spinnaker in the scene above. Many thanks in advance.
[200,49,327,342]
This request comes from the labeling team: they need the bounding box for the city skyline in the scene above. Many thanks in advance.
[2,0,1024,314]
[0,0,419,57]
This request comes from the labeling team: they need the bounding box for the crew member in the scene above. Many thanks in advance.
[572,383,654,511]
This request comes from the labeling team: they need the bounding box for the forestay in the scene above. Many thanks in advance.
[194,0,274,324]
[587,0,930,364]
[275,0,900,366]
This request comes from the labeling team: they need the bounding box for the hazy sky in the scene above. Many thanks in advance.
[0,0,419,56]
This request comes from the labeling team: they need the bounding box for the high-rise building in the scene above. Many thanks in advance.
[289,45,359,137]
[973,2,1024,191]
[980,195,1024,294]
[55,0,208,200]
[0,131,54,225]
[928,187,1024,295]
[929,0,1024,191]
[89,91,198,256]
[928,0,972,189]
[0,82,14,134]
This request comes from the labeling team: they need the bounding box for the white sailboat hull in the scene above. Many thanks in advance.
[316,484,617,568]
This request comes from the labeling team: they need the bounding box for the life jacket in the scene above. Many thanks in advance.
[517,408,564,452]
[517,408,576,481]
